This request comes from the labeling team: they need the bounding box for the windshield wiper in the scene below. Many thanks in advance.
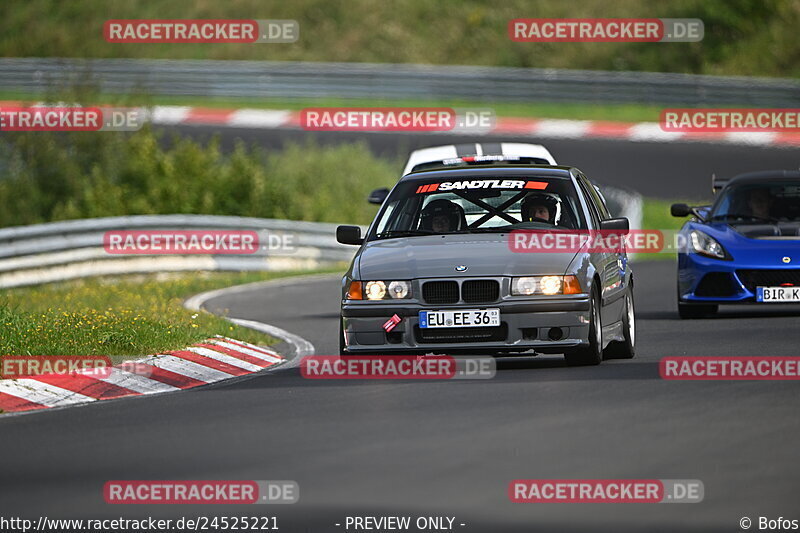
[376,229,439,238]
[710,213,777,223]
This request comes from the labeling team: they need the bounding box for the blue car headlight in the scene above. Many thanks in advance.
[689,230,731,260]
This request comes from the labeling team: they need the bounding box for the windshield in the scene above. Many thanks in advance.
[711,181,800,223]
[371,176,586,240]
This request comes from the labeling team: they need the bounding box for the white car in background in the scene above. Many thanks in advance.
[401,142,557,175]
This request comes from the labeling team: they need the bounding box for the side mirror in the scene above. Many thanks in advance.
[368,188,389,205]
[336,225,363,245]
[599,217,629,233]
[671,203,691,217]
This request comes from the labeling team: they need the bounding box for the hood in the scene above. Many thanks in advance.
[730,222,800,240]
[356,233,579,280]
[690,222,800,265]
[699,222,800,246]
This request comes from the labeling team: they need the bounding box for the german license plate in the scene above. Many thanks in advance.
[419,308,500,328]
[756,286,800,302]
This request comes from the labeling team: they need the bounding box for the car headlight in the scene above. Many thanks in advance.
[689,230,730,260]
[347,280,412,300]
[511,275,583,296]
[364,281,387,300]
[387,280,410,299]
[540,276,562,295]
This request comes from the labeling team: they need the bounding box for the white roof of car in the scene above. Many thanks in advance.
[402,143,556,175]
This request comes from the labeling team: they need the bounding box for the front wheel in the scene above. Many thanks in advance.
[565,287,603,366]
[604,289,636,359]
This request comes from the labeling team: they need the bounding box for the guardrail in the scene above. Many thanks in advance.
[2,57,799,107]
[0,215,358,289]
[0,184,641,289]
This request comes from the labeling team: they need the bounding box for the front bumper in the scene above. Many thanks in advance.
[678,252,800,304]
[341,296,591,355]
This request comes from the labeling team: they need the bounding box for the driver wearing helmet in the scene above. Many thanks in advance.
[745,187,772,219]
[420,199,463,233]
[521,193,558,224]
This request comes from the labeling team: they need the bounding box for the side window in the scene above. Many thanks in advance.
[580,175,611,220]
[591,185,612,220]
[374,201,398,234]
[577,177,602,228]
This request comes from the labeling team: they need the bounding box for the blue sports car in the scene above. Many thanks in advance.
[672,170,800,319]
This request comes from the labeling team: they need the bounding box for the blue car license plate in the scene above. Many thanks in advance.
[757,286,800,302]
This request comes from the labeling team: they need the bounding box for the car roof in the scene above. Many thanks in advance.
[402,143,556,175]
[727,170,800,186]
[399,165,575,183]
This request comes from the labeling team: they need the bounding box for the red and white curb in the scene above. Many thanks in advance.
[144,106,800,147]
[0,336,283,414]
[3,101,799,148]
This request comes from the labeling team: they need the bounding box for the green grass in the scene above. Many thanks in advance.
[1,0,798,78]
[0,268,342,359]
[0,90,665,123]
[641,198,687,231]
[635,197,692,261]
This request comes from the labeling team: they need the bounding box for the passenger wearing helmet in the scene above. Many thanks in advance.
[521,193,558,224]
[420,199,463,233]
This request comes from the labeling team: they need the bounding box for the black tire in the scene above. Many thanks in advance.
[604,289,636,359]
[565,286,603,366]
[678,302,717,319]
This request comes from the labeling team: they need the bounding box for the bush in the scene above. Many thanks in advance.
[0,128,399,228]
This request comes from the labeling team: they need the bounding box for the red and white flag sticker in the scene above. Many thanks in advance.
[382,314,402,332]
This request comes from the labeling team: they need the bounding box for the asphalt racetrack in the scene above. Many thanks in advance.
[2,129,800,532]
[169,125,800,200]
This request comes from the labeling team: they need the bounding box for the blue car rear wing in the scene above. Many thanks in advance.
[712,174,729,192]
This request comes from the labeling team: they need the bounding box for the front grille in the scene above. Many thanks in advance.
[462,280,500,303]
[694,272,740,297]
[414,324,508,344]
[737,269,800,292]
[423,281,459,304]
